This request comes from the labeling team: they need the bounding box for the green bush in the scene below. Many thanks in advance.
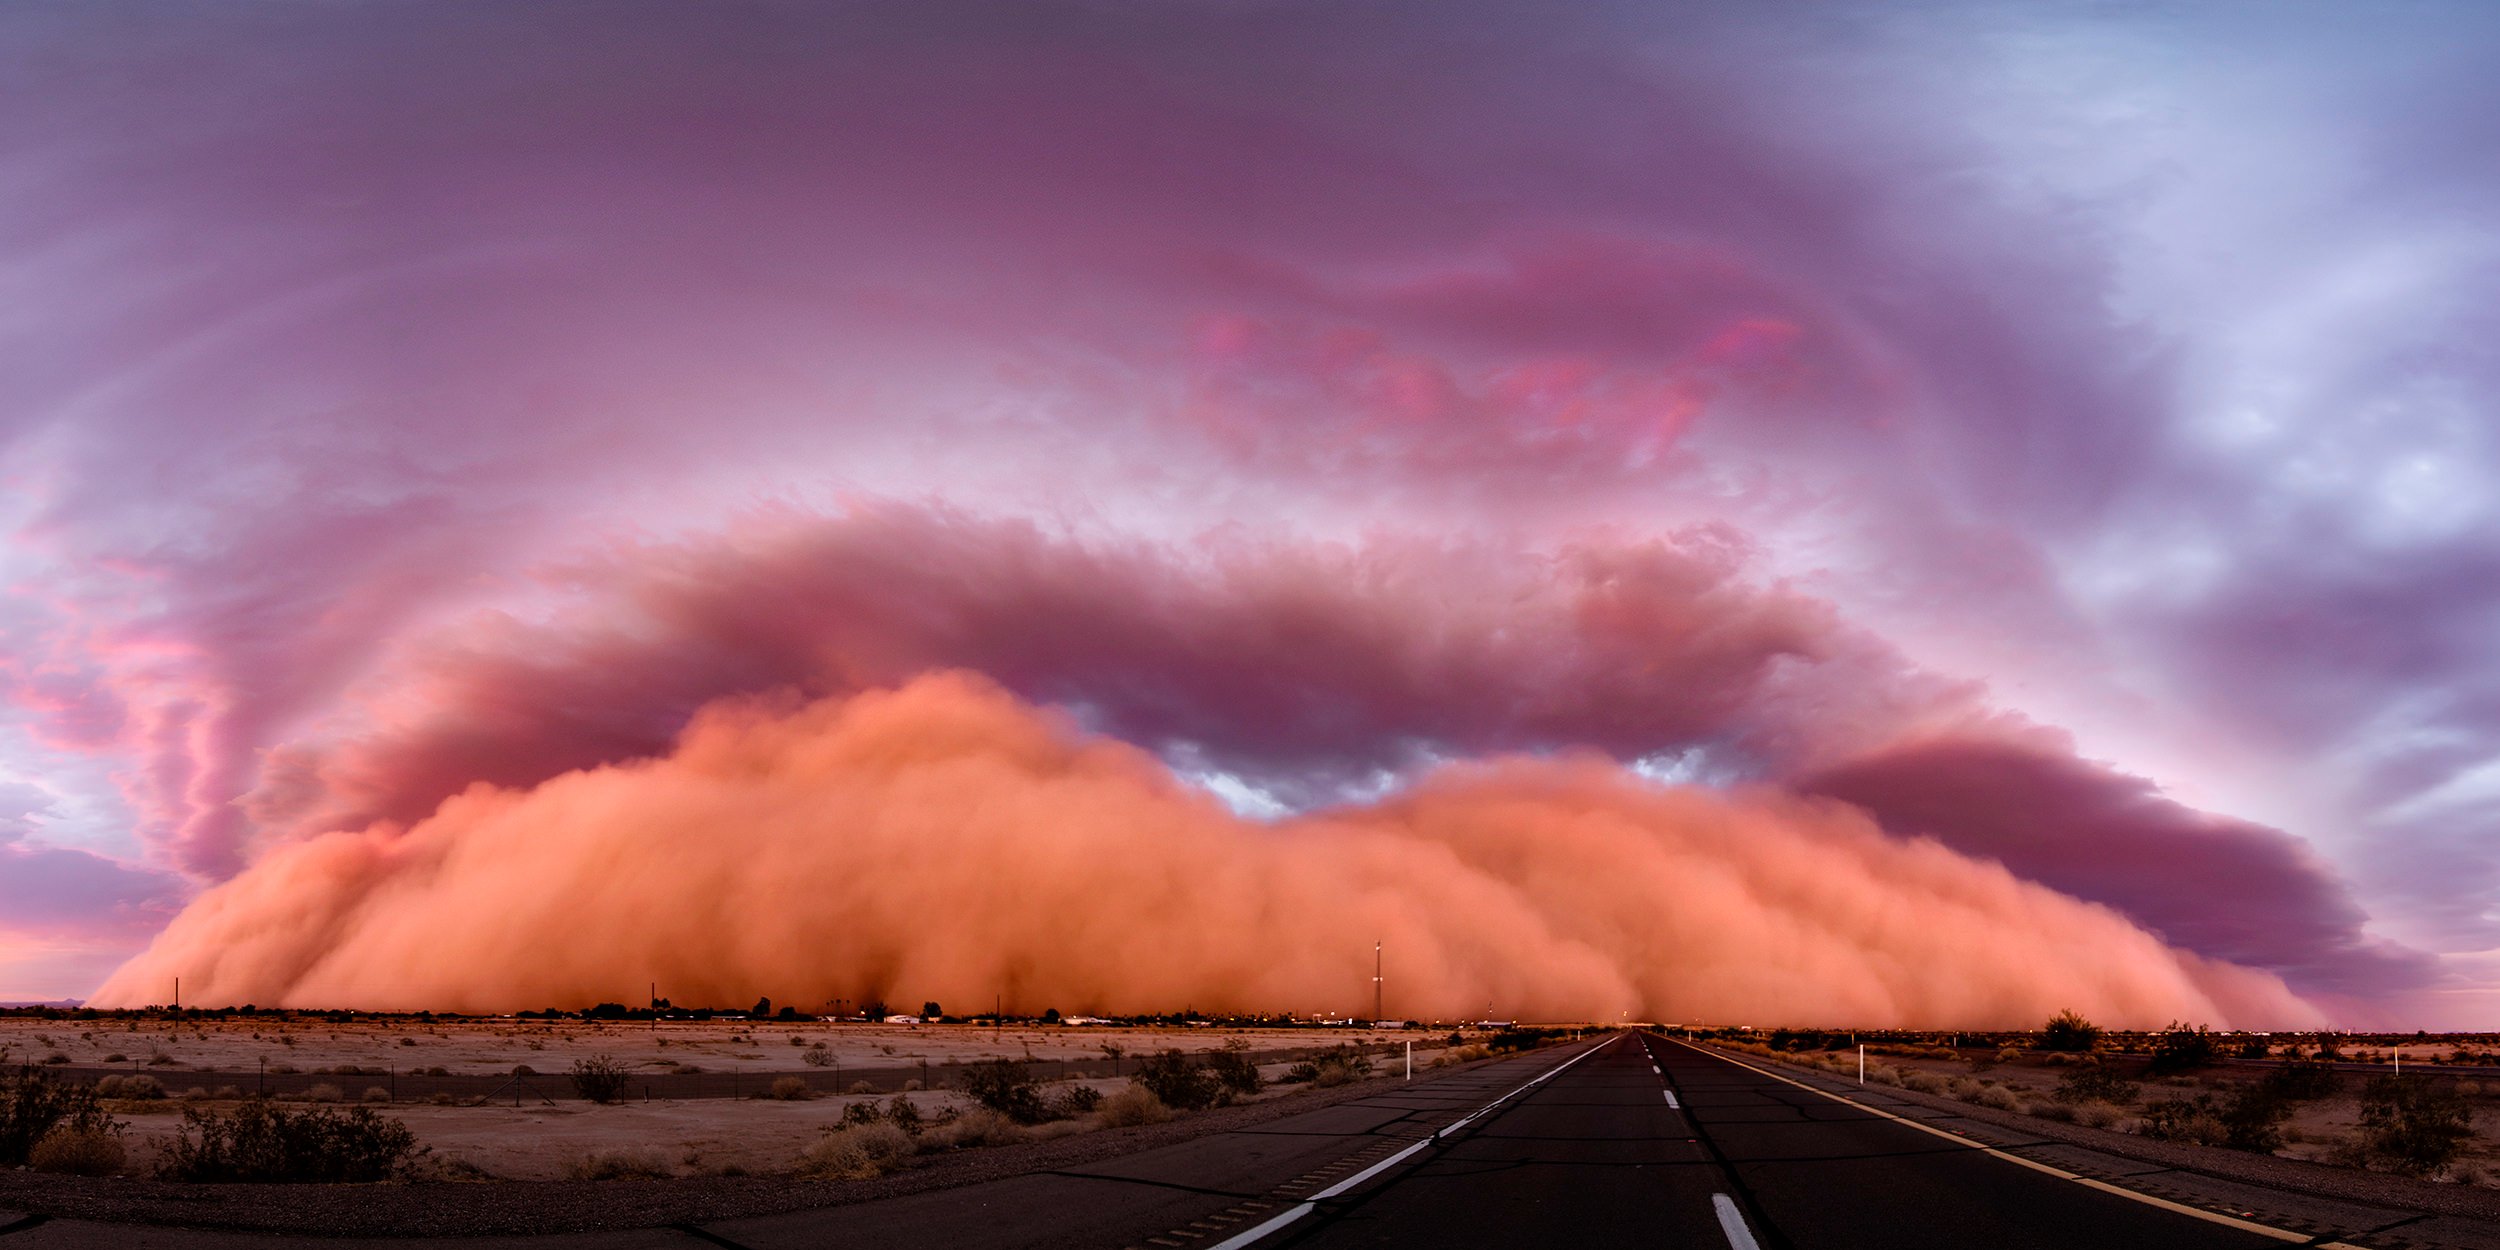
[1,1066,119,1167]
[1132,1050,1218,1111]
[883,1094,923,1133]
[1204,1041,1262,1098]
[2262,1055,2341,1102]
[159,1101,424,1182]
[570,1055,631,1104]
[2052,1062,2137,1106]
[2138,1095,2227,1146]
[2038,1010,2101,1053]
[2146,1024,2217,1075]
[2218,1083,2293,1153]
[2356,1077,2474,1177]
[959,1059,1050,1124]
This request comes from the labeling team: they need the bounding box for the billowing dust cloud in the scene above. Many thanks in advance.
[96,673,2316,1027]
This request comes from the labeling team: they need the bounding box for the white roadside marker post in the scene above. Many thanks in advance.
[1858,1044,1865,1085]
[1405,1040,1412,1080]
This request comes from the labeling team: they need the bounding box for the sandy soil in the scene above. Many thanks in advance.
[1759,1043,2500,1186]
[8,1021,1456,1180]
[1,1018,1428,1075]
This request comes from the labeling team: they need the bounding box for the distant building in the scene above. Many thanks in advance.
[883,1014,923,1025]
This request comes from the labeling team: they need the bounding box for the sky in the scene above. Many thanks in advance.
[4,0,2497,1025]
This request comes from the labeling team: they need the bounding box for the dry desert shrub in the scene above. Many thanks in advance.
[800,1122,916,1179]
[1,1067,119,1167]
[1205,1042,1262,1098]
[1097,1085,1170,1128]
[1053,1084,1104,1117]
[566,1148,674,1180]
[926,1107,1025,1149]
[94,1074,164,1100]
[2073,1101,2123,1129]
[1975,1084,2024,1112]
[959,1059,1048,1123]
[884,1094,923,1133]
[767,1076,814,1101]
[30,1126,125,1176]
[1901,1071,1949,1095]
[362,1087,391,1104]
[570,1056,631,1104]
[160,1102,422,1182]
[2357,1076,2476,1177]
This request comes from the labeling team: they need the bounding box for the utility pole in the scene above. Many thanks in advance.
[173,976,179,1012]
[1372,941,1383,1024]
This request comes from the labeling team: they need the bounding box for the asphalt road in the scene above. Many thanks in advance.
[11,1034,2500,1248]
[1267,1033,2290,1249]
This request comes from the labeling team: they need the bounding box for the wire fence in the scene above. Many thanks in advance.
[41,1039,1425,1104]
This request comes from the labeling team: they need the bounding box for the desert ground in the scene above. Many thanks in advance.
[0,1015,1424,1073]
[1726,1036,2500,1186]
[2,1017,1465,1180]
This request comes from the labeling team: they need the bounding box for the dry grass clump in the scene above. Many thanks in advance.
[1434,1044,1491,1067]
[1974,1083,2025,1113]
[1097,1085,1171,1127]
[925,1107,1025,1149]
[799,1122,916,1179]
[766,1076,814,1101]
[30,1126,125,1176]
[565,1148,674,1180]
[94,1074,164,1100]
[305,1082,344,1103]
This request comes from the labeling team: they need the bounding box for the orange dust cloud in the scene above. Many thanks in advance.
[94,672,2318,1028]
